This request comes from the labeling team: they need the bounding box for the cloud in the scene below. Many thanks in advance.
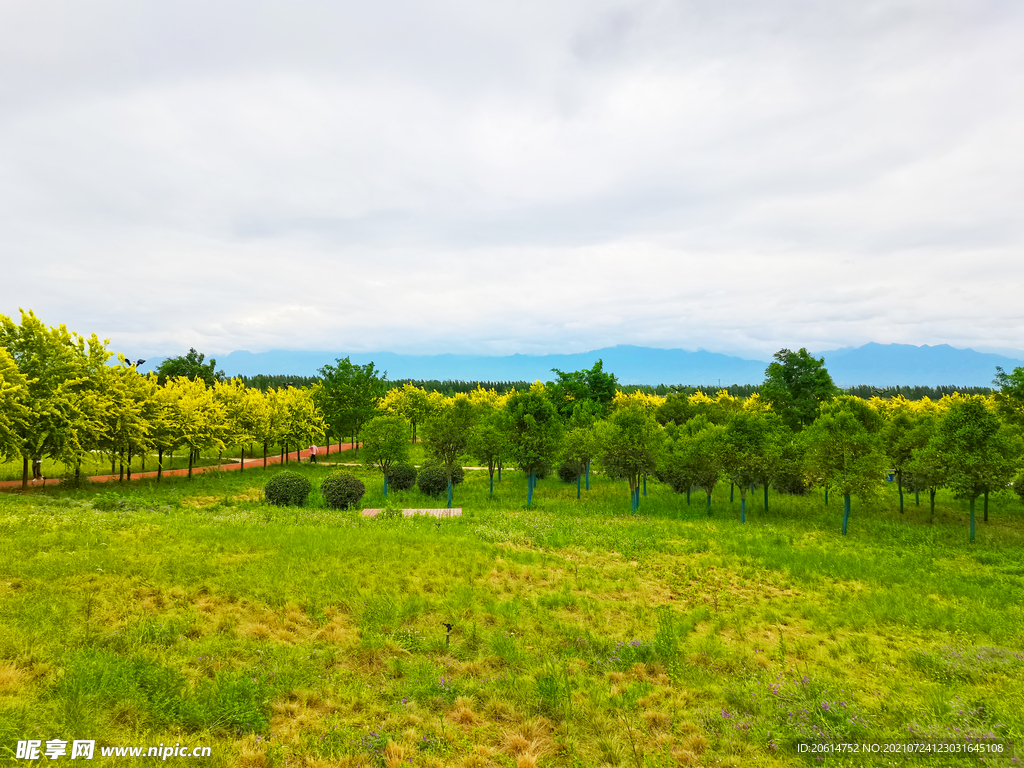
[1,1,1022,359]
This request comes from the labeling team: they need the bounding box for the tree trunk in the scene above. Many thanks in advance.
[264,441,268,469]
[983,490,989,523]
[188,449,194,480]
[970,497,976,543]
[897,471,904,513]
[929,488,935,524]
[239,445,244,472]
[706,490,712,513]
[763,483,769,512]
[842,493,851,536]
[118,460,124,483]
[158,448,163,482]
[22,455,28,490]
[740,488,747,523]
[126,449,132,481]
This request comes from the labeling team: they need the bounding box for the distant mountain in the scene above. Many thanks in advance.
[139,343,1024,388]
[816,343,1024,388]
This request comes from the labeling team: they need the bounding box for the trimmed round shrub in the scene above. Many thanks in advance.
[386,463,417,491]
[264,470,312,507]
[416,465,452,497]
[320,471,366,510]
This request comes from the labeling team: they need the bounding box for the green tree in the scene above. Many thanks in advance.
[423,397,475,506]
[501,384,563,507]
[560,425,600,499]
[161,377,227,479]
[596,403,664,512]
[933,397,1021,541]
[904,415,945,523]
[762,348,838,430]
[155,347,224,387]
[99,360,159,481]
[721,410,788,523]
[278,386,326,463]
[317,358,386,456]
[379,383,432,443]
[361,414,410,496]
[0,347,29,462]
[0,310,110,488]
[801,396,886,535]
[993,366,1024,429]
[468,415,508,496]
[880,410,921,514]
[547,359,619,419]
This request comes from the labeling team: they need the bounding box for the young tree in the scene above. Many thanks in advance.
[278,386,327,464]
[379,383,433,443]
[933,396,1021,541]
[596,403,664,511]
[361,414,410,497]
[155,347,224,386]
[99,360,159,481]
[0,310,111,488]
[993,366,1024,430]
[161,377,227,479]
[501,383,563,507]
[560,426,600,500]
[801,396,886,535]
[762,348,837,430]
[317,358,386,455]
[721,410,787,523]
[0,347,29,463]
[423,396,475,507]
[547,359,618,419]
[904,415,945,523]
[468,415,508,496]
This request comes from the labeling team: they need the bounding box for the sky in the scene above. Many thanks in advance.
[2,0,1023,361]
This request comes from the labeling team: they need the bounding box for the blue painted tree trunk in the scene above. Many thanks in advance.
[489,472,493,495]
[706,491,711,513]
[764,484,769,512]
[824,488,828,505]
[577,475,581,500]
[970,497,975,542]
[741,497,746,523]
[447,481,452,509]
[686,489,690,506]
[643,475,647,496]
[585,461,590,491]
[842,493,851,536]
[527,471,535,508]
[730,482,734,502]
[915,489,920,505]
[383,474,388,499]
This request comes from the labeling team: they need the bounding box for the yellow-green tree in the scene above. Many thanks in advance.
[379,383,433,443]
[278,386,326,463]
[0,347,29,462]
[162,377,227,479]
[0,310,111,488]
[98,359,159,481]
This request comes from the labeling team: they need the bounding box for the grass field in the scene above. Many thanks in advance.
[0,462,1021,767]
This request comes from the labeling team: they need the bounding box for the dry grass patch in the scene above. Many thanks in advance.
[180,495,222,509]
[0,660,28,695]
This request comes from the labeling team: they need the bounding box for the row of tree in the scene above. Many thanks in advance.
[3,313,1023,542]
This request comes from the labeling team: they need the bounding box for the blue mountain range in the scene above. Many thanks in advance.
[141,343,1024,388]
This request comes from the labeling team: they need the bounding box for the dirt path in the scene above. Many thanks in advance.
[0,443,355,490]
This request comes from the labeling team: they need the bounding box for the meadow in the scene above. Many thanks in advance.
[0,460,1021,767]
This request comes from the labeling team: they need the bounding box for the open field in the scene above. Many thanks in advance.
[1,465,1022,767]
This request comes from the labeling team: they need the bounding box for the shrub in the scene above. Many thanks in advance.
[417,466,462,501]
[558,461,582,484]
[264,471,312,507]
[320,471,365,510]
[774,471,809,496]
[386,463,417,491]
[1013,475,1024,503]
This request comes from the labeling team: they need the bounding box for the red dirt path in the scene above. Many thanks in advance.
[0,443,355,490]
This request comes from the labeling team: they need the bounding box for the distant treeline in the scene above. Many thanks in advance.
[238,374,993,401]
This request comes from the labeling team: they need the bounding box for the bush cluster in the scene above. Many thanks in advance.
[264,471,312,507]
[385,463,417,491]
[320,471,366,510]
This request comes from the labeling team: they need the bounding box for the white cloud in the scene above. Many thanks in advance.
[1,0,1023,359]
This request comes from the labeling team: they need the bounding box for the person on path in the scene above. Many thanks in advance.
[309,444,318,464]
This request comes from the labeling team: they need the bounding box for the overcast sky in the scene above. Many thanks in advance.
[2,1,1022,360]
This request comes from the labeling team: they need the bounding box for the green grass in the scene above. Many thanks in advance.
[0,465,1021,767]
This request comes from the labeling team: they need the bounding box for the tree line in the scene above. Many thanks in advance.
[2,313,1023,541]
